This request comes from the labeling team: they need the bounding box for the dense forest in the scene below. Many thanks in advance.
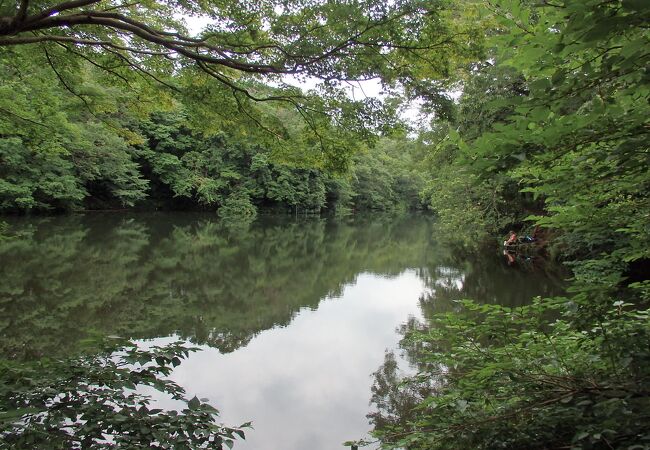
[1,0,438,216]
[1,0,649,448]
[0,51,427,215]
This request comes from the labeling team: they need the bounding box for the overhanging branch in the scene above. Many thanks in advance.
[1,0,439,83]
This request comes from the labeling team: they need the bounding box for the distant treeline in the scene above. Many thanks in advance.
[1,109,425,216]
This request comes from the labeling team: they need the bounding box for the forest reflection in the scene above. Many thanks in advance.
[0,213,565,361]
[368,254,566,442]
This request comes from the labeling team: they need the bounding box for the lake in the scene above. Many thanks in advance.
[0,213,565,449]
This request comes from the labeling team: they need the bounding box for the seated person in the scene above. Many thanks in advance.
[504,230,517,246]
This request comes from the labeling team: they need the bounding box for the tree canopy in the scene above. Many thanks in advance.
[0,0,481,118]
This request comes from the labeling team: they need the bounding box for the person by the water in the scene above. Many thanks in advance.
[504,230,517,246]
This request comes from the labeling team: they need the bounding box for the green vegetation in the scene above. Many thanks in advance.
[0,58,427,213]
[0,339,248,449]
[1,0,482,215]
[359,1,650,449]
[367,299,650,449]
[1,0,649,448]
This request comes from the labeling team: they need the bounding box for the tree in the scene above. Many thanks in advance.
[366,299,650,450]
[0,0,484,138]
[0,0,476,87]
[0,339,249,449]
[462,0,650,307]
[0,46,149,211]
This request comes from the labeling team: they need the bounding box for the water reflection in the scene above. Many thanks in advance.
[418,247,565,317]
[0,213,565,361]
[0,213,434,359]
[146,272,428,450]
[0,213,566,449]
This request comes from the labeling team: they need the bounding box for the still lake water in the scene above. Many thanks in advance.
[0,213,565,449]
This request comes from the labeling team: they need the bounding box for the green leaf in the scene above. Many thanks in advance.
[575,431,589,441]
[188,396,201,410]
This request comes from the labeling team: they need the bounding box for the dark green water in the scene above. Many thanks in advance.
[0,213,565,449]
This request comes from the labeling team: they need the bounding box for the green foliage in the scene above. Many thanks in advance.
[0,0,482,104]
[0,137,86,210]
[421,163,512,246]
[350,138,427,211]
[417,62,533,243]
[0,49,424,214]
[418,0,649,276]
[218,189,257,221]
[0,0,490,215]
[360,1,650,448]
[0,0,487,182]
[0,47,149,211]
[0,340,247,449]
[367,299,650,450]
[134,111,425,214]
[135,111,331,212]
[472,0,650,281]
[2,1,648,448]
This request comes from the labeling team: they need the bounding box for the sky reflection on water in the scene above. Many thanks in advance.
[1,213,565,448]
[146,271,427,450]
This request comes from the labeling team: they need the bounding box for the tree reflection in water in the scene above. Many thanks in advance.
[1,213,441,360]
[0,213,567,449]
[367,240,566,446]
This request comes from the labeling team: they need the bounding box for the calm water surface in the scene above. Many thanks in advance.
[0,213,565,449]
